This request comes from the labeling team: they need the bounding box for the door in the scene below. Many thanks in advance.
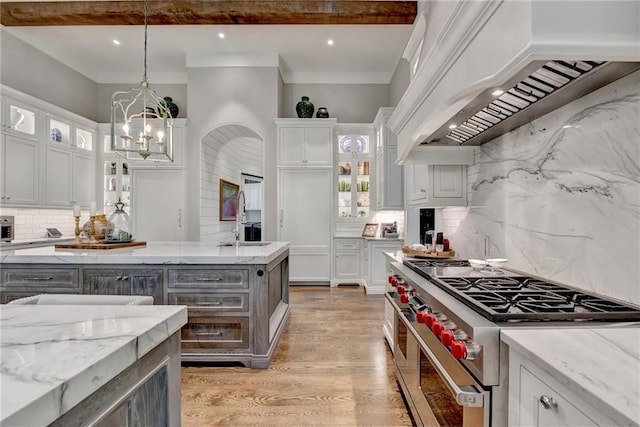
[1,134,39,205]
[132,169,185,241]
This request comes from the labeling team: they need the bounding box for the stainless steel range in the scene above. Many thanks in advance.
[386,257,640,426]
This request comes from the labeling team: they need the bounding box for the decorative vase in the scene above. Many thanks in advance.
[158,96,179,118]
[316,107,329,118]
[296,96,314,118]
[10,108,25,129]
[82,214,114,241]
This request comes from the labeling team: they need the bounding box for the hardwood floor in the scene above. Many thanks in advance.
[181,285,413,426]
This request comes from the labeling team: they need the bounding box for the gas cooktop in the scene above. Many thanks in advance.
[403,258,640,323]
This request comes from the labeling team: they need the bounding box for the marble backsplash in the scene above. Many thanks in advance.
[446,69,640,305]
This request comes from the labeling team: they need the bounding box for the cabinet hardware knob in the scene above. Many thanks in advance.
[116,276,122,280]
[195,331,223,336]
[121,276,129,280]
[195,277,223,281]
[539,395,557,410]
[26,277,54,281]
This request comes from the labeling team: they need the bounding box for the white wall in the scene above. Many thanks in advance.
[200,132,263,242]
[441,70,640,305]
[1,207,86,240]
[0,29,99,121]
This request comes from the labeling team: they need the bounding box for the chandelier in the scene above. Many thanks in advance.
[110,0,174,161]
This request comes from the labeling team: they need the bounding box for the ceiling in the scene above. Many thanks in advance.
[1,1,416,84]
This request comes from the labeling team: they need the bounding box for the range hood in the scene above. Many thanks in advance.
[390,0,640,161]
[424,60,640,146]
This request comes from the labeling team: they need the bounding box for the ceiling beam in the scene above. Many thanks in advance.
[1,1,417,26]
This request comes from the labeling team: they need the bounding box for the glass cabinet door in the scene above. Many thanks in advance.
[337,134,371,219]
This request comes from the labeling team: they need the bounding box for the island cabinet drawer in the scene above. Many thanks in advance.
[168,269,249,289]
[168,292,249,312]
[181,316,249,349]
[335,239,362,251]
[1,268,80,288]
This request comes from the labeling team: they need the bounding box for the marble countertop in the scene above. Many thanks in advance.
[0,237,75,249]
[502,328,640,427]
[0,240,290,265]
[0,304,188,426]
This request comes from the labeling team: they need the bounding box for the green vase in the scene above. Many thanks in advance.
[158,96,179,118]
[296,96,314,118]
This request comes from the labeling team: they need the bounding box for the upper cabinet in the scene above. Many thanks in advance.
[407,164,467,207]
[0,134,40,206]
[374,108,403,211]
[335,124,374,220]
[1,97,38,139]
[276,119,336,167]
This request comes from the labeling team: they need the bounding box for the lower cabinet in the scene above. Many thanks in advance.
[83,268,164,304]
[0,267,81,303]
[363,239,403,294]
[508,348,612,426]
[332,238,363,286]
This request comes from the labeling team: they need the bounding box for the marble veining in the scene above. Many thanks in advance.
[0,240,289,265]
[448,70,640,305]
[502,328,640,427]
[0,305,187,426]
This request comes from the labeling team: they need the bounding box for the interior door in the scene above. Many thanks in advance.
[131,168,185,241]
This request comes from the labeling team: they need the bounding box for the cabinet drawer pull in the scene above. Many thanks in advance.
[121,276,129,280]
[195,331,223,336]
[195,301,222,306]
[195,277,223,282]
[26,276,54,281]
[539,395,557,410]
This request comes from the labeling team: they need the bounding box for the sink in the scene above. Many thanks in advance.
[217,242,271,247]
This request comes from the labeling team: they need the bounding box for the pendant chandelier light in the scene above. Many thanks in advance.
[110,0,173,161]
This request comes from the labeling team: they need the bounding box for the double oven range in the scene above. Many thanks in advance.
[386,257,640,426]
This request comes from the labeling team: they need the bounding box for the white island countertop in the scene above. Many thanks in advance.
[0,240,289,265]
[502,327,640,427]
[0,304,188,426]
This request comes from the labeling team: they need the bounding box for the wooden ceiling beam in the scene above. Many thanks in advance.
[1,1,417,26]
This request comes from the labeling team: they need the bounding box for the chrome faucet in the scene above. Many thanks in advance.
[235,190,247,245]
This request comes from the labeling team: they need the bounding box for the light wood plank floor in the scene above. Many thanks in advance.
[181,285,414,426]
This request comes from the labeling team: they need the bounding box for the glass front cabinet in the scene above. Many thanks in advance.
[336,125,374,220]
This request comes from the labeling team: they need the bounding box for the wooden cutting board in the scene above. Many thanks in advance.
[55,241,147,250]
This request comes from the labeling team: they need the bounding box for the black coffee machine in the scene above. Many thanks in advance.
[419,208,435,245]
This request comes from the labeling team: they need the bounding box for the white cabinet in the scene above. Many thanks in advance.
[407,164,467,207]
[374,108,403,210]
[1,97,38,139]
[277,168,332,282]
[275,119,336,167]
[0,134,39,205]
[332,238,363,286]
[363,239,403,294]
[335,127,373,220]
[508,348,613,427]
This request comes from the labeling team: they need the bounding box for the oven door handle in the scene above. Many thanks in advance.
[408,316,488,408]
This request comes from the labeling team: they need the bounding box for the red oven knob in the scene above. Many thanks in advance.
[424,313,436,327]
[432,321,445,337]
[451,340,468,359]
[400,293,410,303]
[441,330,454,346]
[397,285,405,294]
[388,275,394,284]
[416,310,425,323]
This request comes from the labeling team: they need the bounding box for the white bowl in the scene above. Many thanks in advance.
[487,258,508,268]
[468,259,487,269]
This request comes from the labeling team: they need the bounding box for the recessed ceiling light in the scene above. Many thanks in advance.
[449,124,457,129]
[327,39,334,46]
[492,89,504,97]
[112,39,120,45]
[218,32,225,39]
[562,125,572,129]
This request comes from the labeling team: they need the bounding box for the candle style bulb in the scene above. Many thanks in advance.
[145,124,151,134]
[122,123,129,135]
[90,201,97,216]
[157,130,164,141]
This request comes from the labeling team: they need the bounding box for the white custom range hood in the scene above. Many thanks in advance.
[390,0,640,162]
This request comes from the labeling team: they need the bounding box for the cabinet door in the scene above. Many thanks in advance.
[126,269,164,304]
[278,127,306,166]
[45,146,73,207]
[383,145,403,209]
[519,366,598,427]
[304,127,332,166]
[335,251,361,280]
[409,164,428,204]
[83,269,126,295]
[432,165,463,199]
[1,134,39,205]
[73,151,94,207]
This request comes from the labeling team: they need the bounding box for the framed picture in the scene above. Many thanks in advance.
[219,179,240,221]
[362,223,379,238]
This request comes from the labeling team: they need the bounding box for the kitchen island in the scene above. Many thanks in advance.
[0,241,291,367]
[0,304,187,426]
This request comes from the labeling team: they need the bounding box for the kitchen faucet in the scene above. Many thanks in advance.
[235,190,247,245]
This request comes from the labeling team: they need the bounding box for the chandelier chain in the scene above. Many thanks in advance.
[143,0,148,82]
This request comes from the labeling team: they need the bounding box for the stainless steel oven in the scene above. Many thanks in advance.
[389,293,489,426]
[1,216,15,242]
[387,257,640,427]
